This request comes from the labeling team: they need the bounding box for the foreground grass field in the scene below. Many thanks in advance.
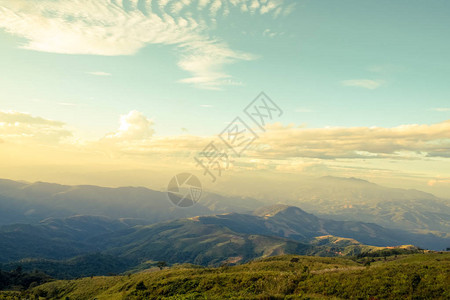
[1,253,449,299]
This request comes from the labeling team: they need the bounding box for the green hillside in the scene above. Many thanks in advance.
[1,254,133,280]
[4,252,448,300]
[100,218,312,266]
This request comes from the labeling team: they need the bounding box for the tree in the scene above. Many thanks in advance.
[14,266,23,275]
[136,281,147,291]
[157,261,167,270]
[411,274,421,293]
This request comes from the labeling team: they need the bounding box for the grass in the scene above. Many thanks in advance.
[1,252,448,299]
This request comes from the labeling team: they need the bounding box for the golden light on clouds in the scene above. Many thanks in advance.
[0,110,449,197]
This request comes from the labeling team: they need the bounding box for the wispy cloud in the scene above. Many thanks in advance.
[87,71,111,76]
[294,108,313,113]
[0,110,71,143]
[252,121,450,160]
[0,0,292,89]
[430,108,450,112]
[263,29,280,38]
[428,178,450,186]
[341,79,382,90]
[176,38,256,90]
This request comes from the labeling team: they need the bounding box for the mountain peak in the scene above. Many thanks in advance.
[253,204,309,218]
[319,176,374,185]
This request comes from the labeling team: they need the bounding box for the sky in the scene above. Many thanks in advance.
[0,0,449,198]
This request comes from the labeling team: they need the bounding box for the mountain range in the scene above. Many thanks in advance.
[0,205,446,278]
[0,177,448,279]
[0,178,262,225]
[287,176,450,235]
[1,177,448,235]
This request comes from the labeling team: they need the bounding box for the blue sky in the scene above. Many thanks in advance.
[1,0,449,137]
[0,0,449,196]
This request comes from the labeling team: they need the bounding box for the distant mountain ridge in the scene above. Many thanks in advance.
[0,178,263,225]
[1,177,448,236]
[277,176,450,235]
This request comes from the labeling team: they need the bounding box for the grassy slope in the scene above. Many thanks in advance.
[8,252,449,300]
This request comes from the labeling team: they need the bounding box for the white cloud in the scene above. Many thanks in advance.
[198,0,210,9]
[261,2,278,14]
[249,0,260,14]
[342,79,382,90]
[171,1,185,15]
[209,0,222,17]
[103,110,154,141]
[87,71,111,76]
[0,0,291,89]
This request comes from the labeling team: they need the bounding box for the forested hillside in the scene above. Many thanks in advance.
[1,253,447,300]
